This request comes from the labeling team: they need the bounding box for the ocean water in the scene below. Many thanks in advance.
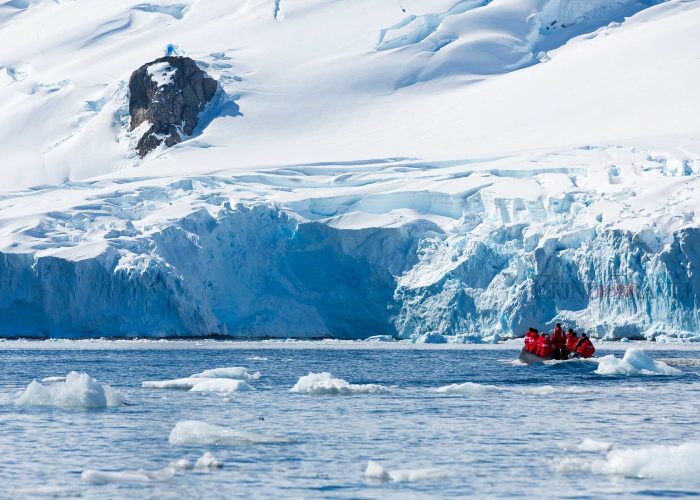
[1,341,699,499]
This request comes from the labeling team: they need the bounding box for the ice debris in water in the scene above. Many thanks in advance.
[143,366,259,393]
[435,382,501,394]
[290,372,387,394]
[560,438,613,453]
[364,461,450,483]
[16,371,125,408]
[81,467,175,484]
[595,349,683,376]
[195,452,223,469]
[556,442,700,481]
[168,420,290,446]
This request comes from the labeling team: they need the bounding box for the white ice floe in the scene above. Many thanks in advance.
[169,458,193,471]
[560,438,613,453]
[435,382,501,394]
[81,467,175,484]
[435,382,587,396]
[168,420,290,446]
[595,349,683,376]
[188,379,255,393]
[290,372,387,395]
[16,371,125,408]
[143,366,260,393]
[364,461,449,483]
[195,452,223,469]
[192,367,261,381]
[557,441,700,481]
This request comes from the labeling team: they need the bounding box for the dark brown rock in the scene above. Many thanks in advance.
[129,56,218,157]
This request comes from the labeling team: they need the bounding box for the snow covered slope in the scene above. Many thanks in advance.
[0,0,699,338]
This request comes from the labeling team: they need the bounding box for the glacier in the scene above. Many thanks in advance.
[0,0,699,339]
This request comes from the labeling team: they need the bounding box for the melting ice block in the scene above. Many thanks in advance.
[16,371,125,408]
[290,372,387,394]
[143,366,260,393]
[595,349,683,376]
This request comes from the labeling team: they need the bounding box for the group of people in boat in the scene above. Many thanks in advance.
[523,323,595,359]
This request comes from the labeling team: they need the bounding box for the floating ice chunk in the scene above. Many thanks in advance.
[366,335,395,342]
[556,442,700,481]
[578,438,613,453]
[191,367,260,381]
[598,441,700,480]
[16,372,125,408]
[189,379,255,393]
[364,460,390,481]
[364,461,449,483]
[435,382,501,394]
[595,349,683,376]
[414,332,448,344]
[168,420,290,446]
[41,376,66,383]
[169,458,193,470]
[561,438,613,453]
[143,366,260,391]
[290,372,387,395]
[81,467,175,484]
[142,377,202,390]
[195,452,223,469]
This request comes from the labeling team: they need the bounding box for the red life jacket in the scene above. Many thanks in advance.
[526,332,537,352]
[538,337,554,357]
[577,339,595,358]
[551,329,566,349]
[566,334,578,352]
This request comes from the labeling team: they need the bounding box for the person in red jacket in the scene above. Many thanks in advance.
[523,328,534,352]
[537,333,554,358]
[551,323,566,359]
[576,333,595,358]
[565,329,578,358]
[526,328,539,352]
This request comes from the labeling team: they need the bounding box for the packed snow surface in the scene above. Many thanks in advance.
[595,349,684,376]
[0,0,699,339]
[290,372,388,395]
[15,371,125,408]
[168,420,290,446]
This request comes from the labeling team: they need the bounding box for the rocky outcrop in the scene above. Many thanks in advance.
[129,56,218,157]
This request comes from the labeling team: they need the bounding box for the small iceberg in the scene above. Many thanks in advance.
[364,460,450,483]
[556,441,700,482]
[143,366,260,393]
[16,371,126,409]
[595,349,683,376]
[168,420,290,446]
[290,372,387,395]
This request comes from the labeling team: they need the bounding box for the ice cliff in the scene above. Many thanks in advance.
[0,0,698,339]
